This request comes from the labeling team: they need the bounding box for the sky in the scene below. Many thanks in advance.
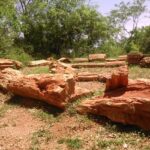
[89,0,150,30]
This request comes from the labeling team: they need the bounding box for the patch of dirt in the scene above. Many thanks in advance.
[0,107,45,150]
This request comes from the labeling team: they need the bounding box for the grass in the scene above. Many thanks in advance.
[22,66,49,75]
[129,65,150,79]
[0,104,12,117]
[30,108,60,124]
[29,129,52,150]
[57,138,83,149]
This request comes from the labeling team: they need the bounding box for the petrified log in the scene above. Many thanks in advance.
[50,61,76,74]
[77,80,150,130]
[7,74,75,109]
[105,65,128,91]
[76,72,108,82]
[72,61,126,68]
[73,58,89,63]
[88,54,106,62]
[140,57,150,68]
[0,59,23,70]
[28,60,51,67]
[127,52,143,65]
[0,68,23,90]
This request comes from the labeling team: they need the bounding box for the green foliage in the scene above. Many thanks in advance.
[0,47,33,65]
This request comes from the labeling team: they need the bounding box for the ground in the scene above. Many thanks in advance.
[0,66,150,150]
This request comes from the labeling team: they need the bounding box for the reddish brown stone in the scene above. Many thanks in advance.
[127,53,143,65]
[72,61,126,68]
[77,79,150,130]
[89,54,106,62]
[50,61,76,74]
[105,66,128,91]
[0,68,23,90]
[70,86,93,101]
[140,57,150,68]
[0,59,23,70]
[7,74,75,109]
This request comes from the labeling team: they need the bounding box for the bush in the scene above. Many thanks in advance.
[0,47,33,65]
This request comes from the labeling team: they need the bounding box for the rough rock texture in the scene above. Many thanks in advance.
[76,72,108,82]
[28,60,51,67]
[118,55,127,61]
[58,57,71,63]
[8,74,75,109]
[140,57,150,68]
[77,79,150,130]
[0,59,23,70]
[72,61,126,68]
[70,86,93,101]
[105,66,128,91]
[127,53,143,65]
[0,68,23,90]
[73,58,89,63]
[89,54,106,62]
[50,61,76,74]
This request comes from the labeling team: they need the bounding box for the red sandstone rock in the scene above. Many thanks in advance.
[73,58,89,63]
[28,60,51,67]
[140,57,150,68]
[7,74,75,109]
[72,61,126,68]
[89,54,106,62]
[0,59,23,70]
[0,68,23,90]
[127,53,143,65]
[76,72,108,82]
[70,86,93,101]
[50,61,76,74]
[105,66,128,91]
[77,79,150,130]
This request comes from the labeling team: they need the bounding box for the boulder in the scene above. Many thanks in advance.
[73,58,89,63]
[7,74,75,109]
[0,59,23,70]
[72,61,126,68]
[89,54,106,62]
[140,57,150,68]
[127,53,143,65]
[28,60,51,67]
[105,66,128,91]
[58,57,71,63]
[77,79,150,130]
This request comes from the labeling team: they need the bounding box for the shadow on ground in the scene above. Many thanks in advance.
[6,96,63,117]
[88,114,150,137]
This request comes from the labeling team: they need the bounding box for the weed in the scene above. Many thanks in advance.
[57,138,83,149]
[23,66,49,75]
[29,129,52,150]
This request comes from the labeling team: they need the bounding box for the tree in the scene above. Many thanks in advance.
[15,0,109,57]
